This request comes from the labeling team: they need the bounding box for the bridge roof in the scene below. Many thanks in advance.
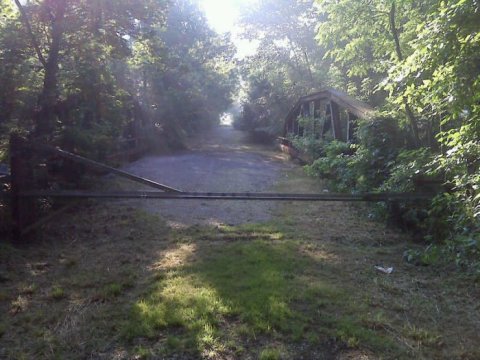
[285,87,374,124]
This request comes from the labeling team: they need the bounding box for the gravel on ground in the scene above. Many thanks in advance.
[121,126,299,227]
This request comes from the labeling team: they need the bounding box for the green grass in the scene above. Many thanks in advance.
[123,234,307,353]
[49,285,66,300]
[101,283,123,299]
[402,325,442,347]
[122,225,395,357]
[259,347,283,360]
[2,198,478,359]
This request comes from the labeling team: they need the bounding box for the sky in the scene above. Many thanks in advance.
[200,0,259,58]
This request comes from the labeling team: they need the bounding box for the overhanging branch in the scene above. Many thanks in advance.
[14,0,47,68]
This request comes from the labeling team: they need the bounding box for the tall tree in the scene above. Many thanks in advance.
[241,0,327,89]
[0,0,237,160]
[386,0,480,220]
[315,0,439,145]
[237,0,329,135]
[14,0,68,136]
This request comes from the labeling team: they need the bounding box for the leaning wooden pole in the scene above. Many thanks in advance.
[31,144,181,193]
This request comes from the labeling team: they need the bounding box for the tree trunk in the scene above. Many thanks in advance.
[389,1,420,147]
[15,0,68,138]
[302,48,315,89]
[14,0,47,68]
[34,0,68,137]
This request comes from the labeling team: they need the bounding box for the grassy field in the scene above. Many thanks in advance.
[1,173,479,359]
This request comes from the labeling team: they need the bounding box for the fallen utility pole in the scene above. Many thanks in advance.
[31,143,181,193]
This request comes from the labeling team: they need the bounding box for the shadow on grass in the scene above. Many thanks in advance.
[122,224,397,358]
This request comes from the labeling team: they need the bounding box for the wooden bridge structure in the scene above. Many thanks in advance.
[279,88,374,162]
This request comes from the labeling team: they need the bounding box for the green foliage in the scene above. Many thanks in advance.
[288,116,327,157]
[380,148,435,193]
[316,0,437,106]
[0,0,237,158]
[234,75,295,138]
[382,0,480,267]
[305,140,354,191]
[308,0,478,268]
[236,0,330,137]
[290,135,324,159]
[305,112,479,269]
[405,234,480,272]
[306,116,405,192]
[349,116,405,191]
[305,118,442,241]
[259,347,282,360]
[136,0,237,136]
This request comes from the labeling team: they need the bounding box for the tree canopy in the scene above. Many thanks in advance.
[0,0,237,157]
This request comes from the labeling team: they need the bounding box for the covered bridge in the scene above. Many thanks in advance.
[282,88,374,143]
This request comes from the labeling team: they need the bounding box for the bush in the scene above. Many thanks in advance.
[304,117,432,231]
[305,115,406,192]
[378,148,436,233]
[379,148,435,193]
[304,114,480,270]
[290,135,325,159]
[305,140,354,191]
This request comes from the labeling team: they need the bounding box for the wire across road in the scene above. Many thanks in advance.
[19,190,435,202]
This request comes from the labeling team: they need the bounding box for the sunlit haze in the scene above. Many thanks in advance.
[200,0,259,58]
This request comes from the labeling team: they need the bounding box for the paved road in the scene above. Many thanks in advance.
[122,126,296,227]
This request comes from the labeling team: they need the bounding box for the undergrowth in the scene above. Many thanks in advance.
[303,116,480,273]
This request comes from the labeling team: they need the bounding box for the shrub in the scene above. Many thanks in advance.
[305,115,405,192]
[305,140,354,191]
[304,113,480,270]
[291,135,326,159]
